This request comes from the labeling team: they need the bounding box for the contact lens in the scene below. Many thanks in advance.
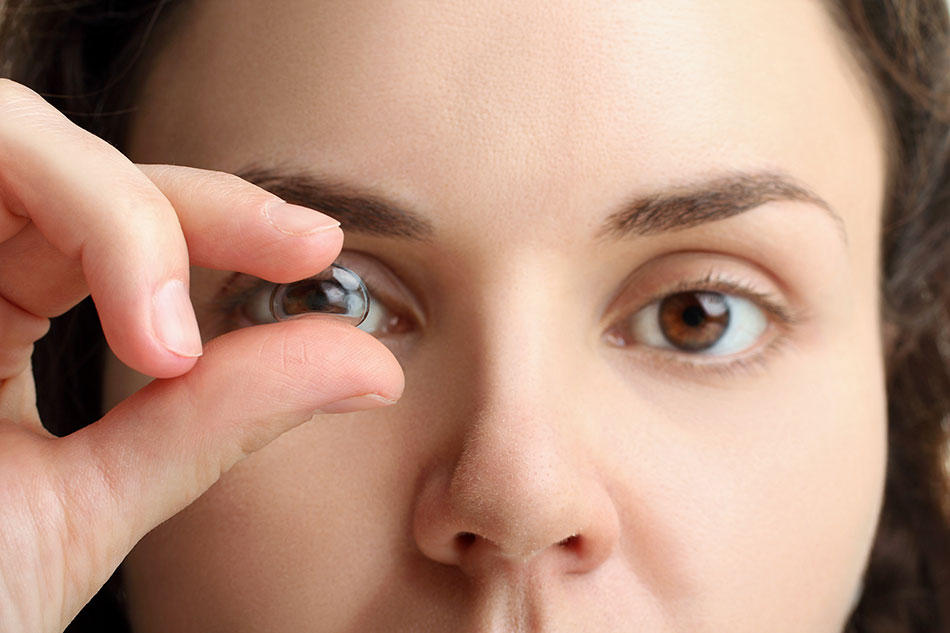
[269,264,370,326]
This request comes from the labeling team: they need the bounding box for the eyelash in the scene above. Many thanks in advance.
[209,265,801,378]
[606,270,801,377]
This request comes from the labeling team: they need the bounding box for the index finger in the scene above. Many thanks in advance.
[0,80,199,378]
[0,82,344,379]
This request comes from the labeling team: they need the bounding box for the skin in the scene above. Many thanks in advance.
[102,0,888,630]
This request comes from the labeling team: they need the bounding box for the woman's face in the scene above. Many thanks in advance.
[106,0,889,630]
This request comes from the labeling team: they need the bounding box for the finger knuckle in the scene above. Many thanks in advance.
[109,173,176,218]
[189,166,277,207]
[195,168,249,193]
[0,79,66,129]
[0,78,34,104]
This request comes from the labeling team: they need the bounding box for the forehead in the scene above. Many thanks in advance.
[131,0,884,245]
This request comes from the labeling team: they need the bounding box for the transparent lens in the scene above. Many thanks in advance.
[269,263,370,326]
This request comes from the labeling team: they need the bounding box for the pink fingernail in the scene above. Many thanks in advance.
[318,393,397,414]
[264,200,341,236]
[152,280,203,358]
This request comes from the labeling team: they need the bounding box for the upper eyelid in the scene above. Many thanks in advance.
[338,250,432,328]
[604,270,800,330]
[660,276,799,324]
[209,254,424,328]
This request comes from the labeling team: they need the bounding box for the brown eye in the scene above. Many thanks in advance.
[610,288,768,356]
[658,291,729,351]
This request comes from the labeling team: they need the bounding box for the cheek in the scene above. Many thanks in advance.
[598,329,887,629]
[121,293,887,632]
[123,411,426,631]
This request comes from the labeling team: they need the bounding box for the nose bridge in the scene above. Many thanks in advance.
[456,251,580,394]
[449,251,594,508]
[411,258,620,575]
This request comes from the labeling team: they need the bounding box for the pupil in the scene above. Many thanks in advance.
[681,305,706,327]
[657,291,730,352]
[305,282,336,311]
[282,280,345,316]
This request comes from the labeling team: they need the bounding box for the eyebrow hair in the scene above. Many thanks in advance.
[596,171,846,241]
[237,167,845,243]
[237,167,436,240]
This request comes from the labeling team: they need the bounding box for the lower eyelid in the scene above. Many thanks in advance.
[615,326,790,380]
[676,330,790,375]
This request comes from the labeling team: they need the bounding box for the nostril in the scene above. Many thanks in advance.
[456,532,477,549]
[557,534,579,549]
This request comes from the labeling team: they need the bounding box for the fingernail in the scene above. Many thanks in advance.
[152,279,203,358]
[318,393,397,414]
[264,200,340,236]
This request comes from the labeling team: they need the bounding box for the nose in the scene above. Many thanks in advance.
[411,397,621,578]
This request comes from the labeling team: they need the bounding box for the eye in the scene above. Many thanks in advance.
[237,257,416,338]
[355,288,403,335]
[269,265,369,326]
[609,290,768,356]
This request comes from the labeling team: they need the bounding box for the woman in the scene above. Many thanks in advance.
[0,0,948,631]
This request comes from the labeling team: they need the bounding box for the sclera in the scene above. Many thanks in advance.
[270,263,370,326]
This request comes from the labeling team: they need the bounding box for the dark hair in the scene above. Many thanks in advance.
[2,1,949,631]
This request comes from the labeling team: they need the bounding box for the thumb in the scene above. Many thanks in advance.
[52,317,402,612]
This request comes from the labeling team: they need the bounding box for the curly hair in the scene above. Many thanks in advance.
[830,2,950,631]
[1,1,948,631]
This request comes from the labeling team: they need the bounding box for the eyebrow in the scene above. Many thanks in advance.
[237,167,844,243]
[237,167,436,240]
[596,171,845,242]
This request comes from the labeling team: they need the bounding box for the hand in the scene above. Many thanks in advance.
[0,79,404,633]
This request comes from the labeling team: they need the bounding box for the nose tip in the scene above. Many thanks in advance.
[411,419,620,578]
